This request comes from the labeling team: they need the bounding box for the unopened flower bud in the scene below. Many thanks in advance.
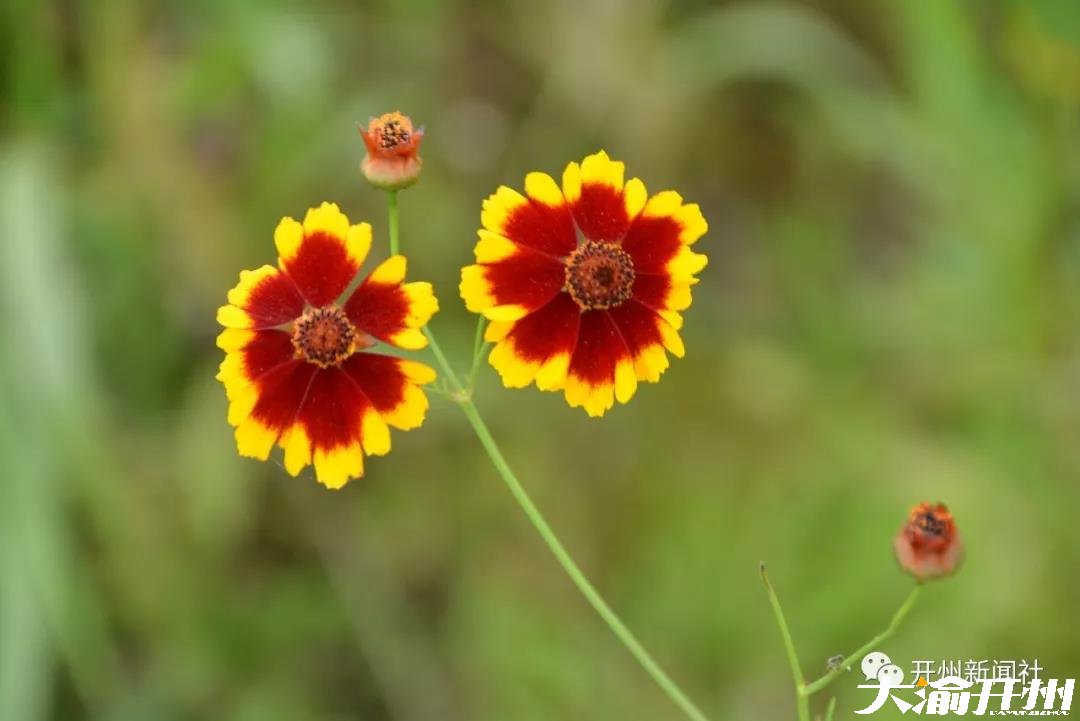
[893,502,964,582]
[359,111,424,191]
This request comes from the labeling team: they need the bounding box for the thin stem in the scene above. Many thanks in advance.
[760,564,811,721]
[823,696,837,721]
[387,190,400,255]
[458,394,709,721]
[422,326,710,721]
[387,192,711,721]
[801,586,921,696]
[425,382,452,399]
[422,328,462,388]
[467,316,487,387]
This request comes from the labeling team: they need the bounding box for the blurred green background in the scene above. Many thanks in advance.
[1,1,1078,719]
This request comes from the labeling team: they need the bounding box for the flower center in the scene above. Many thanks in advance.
[564,240,636,310]
[292,305,357,367]
[377,119,411,150]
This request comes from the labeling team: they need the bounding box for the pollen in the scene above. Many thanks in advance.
[913,510,946,538]
[370,111,414,151]
[564,240,636,310]
[291,305,358,367]
[378,119,411,149]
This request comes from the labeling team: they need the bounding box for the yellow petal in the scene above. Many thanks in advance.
[489,341,540,388]
[562,161,582,203]
[235,418,278,460]
[382,384,429,430]
[280,425,312,477]
[614,358,638,404]
[216,345,282,435]
[225,383,258,426]
[398,359,437,385]
[639,192,708,245]
[389,328,428,350]
[643,190,683,218]
[481,185,528,233]
[658,321,685,358]
[216,328,254,352]
[564,375,615,418]
[524,171,564,206]
[484,304,530,322]
[474,230,520,263]
[633,343,670,383]
[368,255,407,285]
[346,222,373,267]
[313,443,364,489]
[534,353,570,391]
[216,353,245,391]
[227,265,279,308]
[361,410,392,457]
[484,320,515,343]
[665,283,693,312]
[302,201,350,240]
[675,203,708,244]
[217,304,253,329]
[274,217,304,262]
[579,150,624,191]
[623,177,648,219]
[402,281,439,327]
[658,309,684,330]
[668,247,708,280]
[460,264,495,312]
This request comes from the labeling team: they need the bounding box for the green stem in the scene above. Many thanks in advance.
[801,586,921,696]
[460,395,710,720]
[388,192,710,721]
[422,328,710,721]
[823,696,837,721]
[760,564,811,721]
[467,316,487,387]
[422,327,462,388]
[387,190,400,255]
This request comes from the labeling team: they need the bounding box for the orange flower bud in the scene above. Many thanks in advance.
[893,502,964,582]
[359,111,424,191]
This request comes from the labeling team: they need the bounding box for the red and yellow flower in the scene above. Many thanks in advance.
[460,151,708,416]
[216,202,438,489]
[359,111,424,190]
[893,502,964,582]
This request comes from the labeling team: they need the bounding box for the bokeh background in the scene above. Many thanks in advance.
[1,0,1079,719]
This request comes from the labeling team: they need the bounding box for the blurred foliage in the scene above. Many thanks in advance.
[1,0,1079,720]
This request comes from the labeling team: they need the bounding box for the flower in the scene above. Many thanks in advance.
[359,111,424,190]
[459,150,708,417]
[893,502,964,582]
[216,202,439,489]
